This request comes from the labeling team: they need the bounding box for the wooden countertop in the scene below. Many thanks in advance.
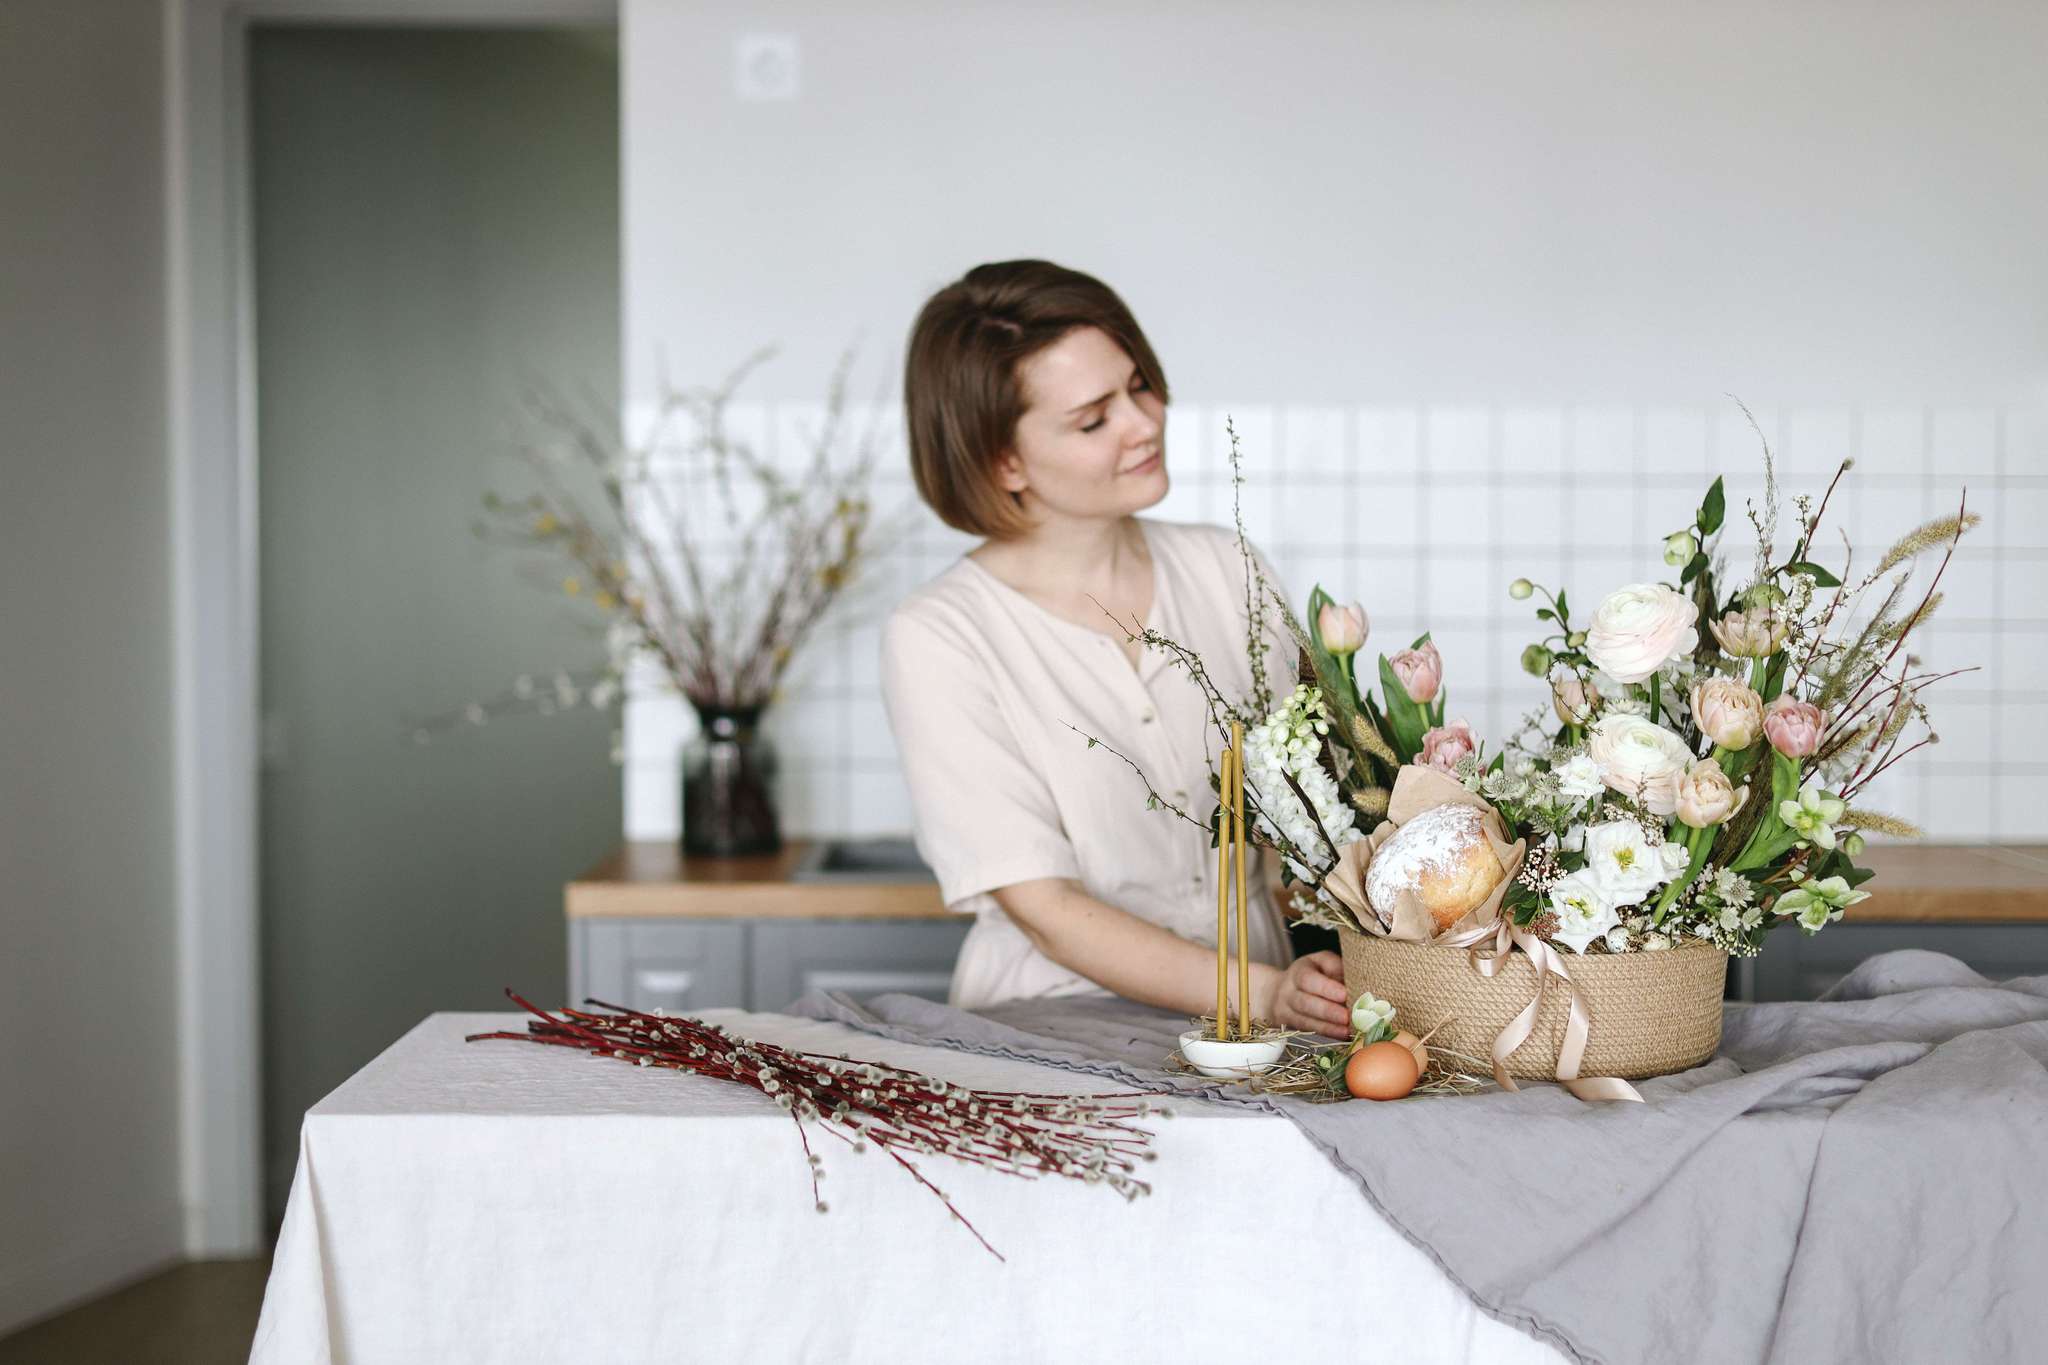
[566,840,2048,923]
[566,841,950,920]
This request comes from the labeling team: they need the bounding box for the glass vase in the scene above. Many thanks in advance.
[680,701,782,857]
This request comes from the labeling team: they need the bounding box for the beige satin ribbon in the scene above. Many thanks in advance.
[1437,920,1644,1104]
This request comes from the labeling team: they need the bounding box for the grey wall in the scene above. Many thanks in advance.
[619,0,2048,846]
[249,25,622,1222]
[0,0,184,1335]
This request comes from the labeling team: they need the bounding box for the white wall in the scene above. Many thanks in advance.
[0,0,186,1334]
[620,0,2048,842]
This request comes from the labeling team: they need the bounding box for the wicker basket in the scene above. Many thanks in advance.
[1337,928,1728,1081]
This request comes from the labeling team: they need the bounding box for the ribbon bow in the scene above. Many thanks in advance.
[1438,920,1643,1104]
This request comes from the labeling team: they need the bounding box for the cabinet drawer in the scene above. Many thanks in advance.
[748,919,972,1012]
[572,919,747,1012]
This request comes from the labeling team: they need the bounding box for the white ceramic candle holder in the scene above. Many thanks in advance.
[1177,1028,1286,1078]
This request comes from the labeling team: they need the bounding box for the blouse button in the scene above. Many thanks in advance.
[1140,706,1156,723]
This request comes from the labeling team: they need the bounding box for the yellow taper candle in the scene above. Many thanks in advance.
[1231,719,1249,1036]
[1215,744,1234,1040]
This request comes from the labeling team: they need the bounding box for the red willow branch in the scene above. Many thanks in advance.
[466,990,1164,1261]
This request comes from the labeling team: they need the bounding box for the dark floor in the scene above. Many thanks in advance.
[0,1260,269,1365]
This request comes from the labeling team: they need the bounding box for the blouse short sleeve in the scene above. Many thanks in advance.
[879,605,1083,909]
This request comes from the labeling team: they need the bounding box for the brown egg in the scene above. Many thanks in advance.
[1392,1029,1430,1075]
[1344,1040,1420,1100]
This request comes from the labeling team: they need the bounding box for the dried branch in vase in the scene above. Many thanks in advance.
[415,344,913,742]
[466,990,1163,1261]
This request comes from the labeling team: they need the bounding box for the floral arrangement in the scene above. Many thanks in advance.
[1091,411,1977,961]
[411,347,900,741]
[468,989,1162,1261]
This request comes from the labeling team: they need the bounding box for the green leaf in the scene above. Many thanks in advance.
[1410,631,1433,650]
[1771,751,1802,807]
[1536,608,1557,624]
[1786,560,1842,588]
[1554,590,1570,623]
[1679,550,1708,585]
[1699,476,1726,535]
[1377,653,1427,761]
[1306,584,1335,652]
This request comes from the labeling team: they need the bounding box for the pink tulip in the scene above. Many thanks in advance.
[1420,719,1478,773]
[1762,695,1825,758]
[1317,600,1369,656]
[1389,641,1443,704]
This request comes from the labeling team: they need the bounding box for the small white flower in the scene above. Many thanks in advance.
[1554,754,1605,802]
[1548,869,1621,954]
[1583,820,1676,905]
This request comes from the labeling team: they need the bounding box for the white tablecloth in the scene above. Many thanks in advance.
[249,1010,1561,1364]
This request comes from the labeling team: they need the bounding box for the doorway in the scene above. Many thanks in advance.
[248,24,622,1223]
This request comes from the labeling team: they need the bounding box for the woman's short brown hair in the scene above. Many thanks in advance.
[904,259,1171,539]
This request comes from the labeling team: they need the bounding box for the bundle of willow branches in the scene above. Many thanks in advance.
[467,991,1163,1260]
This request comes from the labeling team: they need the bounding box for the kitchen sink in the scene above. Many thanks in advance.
[788,836,936,883]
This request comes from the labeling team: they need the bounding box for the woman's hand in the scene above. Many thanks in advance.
[1259,951,1351,1039]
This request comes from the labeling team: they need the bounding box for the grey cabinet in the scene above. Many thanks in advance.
[569,917,972,1014]
[1737,922,2048,1002]
[573,920,749,1012]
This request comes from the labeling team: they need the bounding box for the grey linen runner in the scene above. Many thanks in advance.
[788,949,2048,1365]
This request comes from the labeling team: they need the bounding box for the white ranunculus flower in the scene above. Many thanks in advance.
[1553,753,1605,802]
[1547,869,1620,954]
[1581,819,1675,905]
[1583,583,1700,685]
[1585,713,1694,817]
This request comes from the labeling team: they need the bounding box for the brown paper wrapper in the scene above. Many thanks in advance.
[1323,764,1526,944]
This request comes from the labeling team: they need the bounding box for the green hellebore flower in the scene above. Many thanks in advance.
[1778,785,1848,850]
[1773,875,1869,933]
[1509,578,1535,601]
[1664,530,1699,567]
[1351,990,1396,1042]
[1521,643,1555,677]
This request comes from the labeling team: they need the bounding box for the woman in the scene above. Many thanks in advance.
[880,259,1351,1038]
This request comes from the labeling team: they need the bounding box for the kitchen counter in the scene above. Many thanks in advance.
[567,840,949,920]
[564,841,2048,1011]
[567,840,2048,922]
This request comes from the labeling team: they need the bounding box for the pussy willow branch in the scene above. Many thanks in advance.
[466,990,1164,1262]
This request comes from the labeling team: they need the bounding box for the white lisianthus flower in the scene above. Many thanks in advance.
[1547,869,1621,954]
[1561,823,1588,853]
[1585,713,1694,817]
[1582,820,1676,905]
[1553,753,1605,802]
[1583,583,1701,685]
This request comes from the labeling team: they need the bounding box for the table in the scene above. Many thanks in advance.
[250,1010,1560,1364]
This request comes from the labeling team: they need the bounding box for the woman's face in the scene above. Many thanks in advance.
[995,325,1167,524]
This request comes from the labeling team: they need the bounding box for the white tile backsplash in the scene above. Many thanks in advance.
[623,398,2046,845]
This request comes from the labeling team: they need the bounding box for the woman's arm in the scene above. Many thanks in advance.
[991,877,1350,1038]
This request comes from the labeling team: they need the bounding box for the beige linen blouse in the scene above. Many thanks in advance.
[880,515,1300,1010]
